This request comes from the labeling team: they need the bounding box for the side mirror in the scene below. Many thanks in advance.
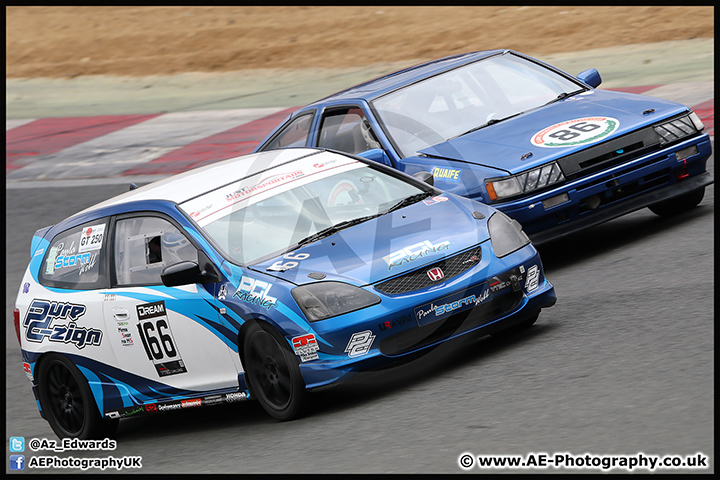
[577,68,601,88]
[357,148,393,167]
[161,251,222,287]
[161,261,203,287]
[412,171,434,186]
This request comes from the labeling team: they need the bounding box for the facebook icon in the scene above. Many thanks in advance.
[10,454,25,470]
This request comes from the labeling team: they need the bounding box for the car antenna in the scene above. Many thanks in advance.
[129,183,139,190]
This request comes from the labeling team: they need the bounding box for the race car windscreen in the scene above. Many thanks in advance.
[180,154,426,265]
[372,52,583,157]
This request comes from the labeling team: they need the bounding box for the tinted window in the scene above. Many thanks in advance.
[262,113,314,150]
[40,220,109,289]
[114,216,198,286]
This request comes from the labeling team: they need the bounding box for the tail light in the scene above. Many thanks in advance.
[13,308,21,345]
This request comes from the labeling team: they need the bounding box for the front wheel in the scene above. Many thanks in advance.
[648,187,705,217]
[243,323,307,421]
[37,353,118,439]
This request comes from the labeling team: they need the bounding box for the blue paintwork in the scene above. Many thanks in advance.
[254,50,713,244]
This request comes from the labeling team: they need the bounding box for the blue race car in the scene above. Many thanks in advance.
[254,50,713,244]
[14,148,556,439]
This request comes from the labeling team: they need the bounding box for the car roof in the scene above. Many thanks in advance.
[311,49,505,104]
[80,148,327,214]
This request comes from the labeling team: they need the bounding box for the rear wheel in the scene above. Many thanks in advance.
[243,323,307,421]
[648,187,705,217]
[37,353,118,439]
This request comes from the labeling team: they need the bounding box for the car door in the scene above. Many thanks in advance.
[103,213,239,395]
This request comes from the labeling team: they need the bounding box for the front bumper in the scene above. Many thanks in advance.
[296,244,556,389]
[496,134,713,245]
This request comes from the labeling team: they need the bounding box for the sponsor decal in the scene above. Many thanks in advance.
[144,403,158,413]
[422,195,449,206]
[225,392,249,403]
[267,253,310,272]
[34,247,45,257]
[23,362,34,382]
[135,301,188,377]
[345,330,376,358]
[22,282,30,294]
[23,299,102,349]
[431,166,462,183]
[181,398,202,409]
[217,284,228,300]
[525,264,540,292]
[233,276,278,309]
[414,283,492,327]
[103,293,117,302]
[531,117,620,148]
[379,314,413,331]
[78,223,106,253]
[292,333,320,362]
[157,403,182,412]
[225,171,304,204]
[383,240,453,271]
[106,411,121,419]
[202,395,225,406]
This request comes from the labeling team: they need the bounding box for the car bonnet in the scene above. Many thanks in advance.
[251,194,495,287]
[418,89,691,175]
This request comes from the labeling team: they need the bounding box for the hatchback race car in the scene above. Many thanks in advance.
[254,50,713,245]
[14,148,556,439]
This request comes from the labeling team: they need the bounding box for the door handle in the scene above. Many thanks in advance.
[112,308,130,321]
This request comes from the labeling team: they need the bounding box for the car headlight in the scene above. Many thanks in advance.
[485,162,565,201]
[292,282,381,322]
[654,112,702,146]
[488,211,530,258]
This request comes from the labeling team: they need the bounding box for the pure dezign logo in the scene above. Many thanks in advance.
[531,117,619,148]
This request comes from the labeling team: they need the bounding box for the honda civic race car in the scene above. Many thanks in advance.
[14,148,556,439]
[254,50,713,245]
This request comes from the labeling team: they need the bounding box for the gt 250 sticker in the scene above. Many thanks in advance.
[531,117,620,148]
[414,283,491,327]
[78,223,106,253]
[383,240,453,271]
[135,301,187,377]
[23,299,102,349]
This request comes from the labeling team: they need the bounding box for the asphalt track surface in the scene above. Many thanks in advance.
[5,40,715,474]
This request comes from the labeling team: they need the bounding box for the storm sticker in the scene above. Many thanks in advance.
[531,117,620,148]
[414,283,492,327]
[292,333,320,362]
[23,299,102,349]
[383,240,453,271]
[135,301,188,377]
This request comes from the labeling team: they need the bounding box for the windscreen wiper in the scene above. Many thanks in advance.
[295,213,382,247]
[450,112,523,140]
[542,89,586,107]
[383,191,433,214]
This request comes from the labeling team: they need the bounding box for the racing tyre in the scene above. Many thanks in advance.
[491,312,539,338]
[37,353,118,439]
[243,323,307,421]
[648,187,705,217]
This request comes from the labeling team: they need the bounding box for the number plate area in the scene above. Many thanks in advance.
[136,300,188,377]
[413,282,491,327]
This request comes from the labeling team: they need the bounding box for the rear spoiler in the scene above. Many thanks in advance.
[30,225,54,257]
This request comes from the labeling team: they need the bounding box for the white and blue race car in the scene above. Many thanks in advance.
[14,148,556,439]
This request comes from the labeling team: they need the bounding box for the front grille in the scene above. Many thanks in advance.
[379,289,524,356]
[375,246,482,295]
[557,127,659,180]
